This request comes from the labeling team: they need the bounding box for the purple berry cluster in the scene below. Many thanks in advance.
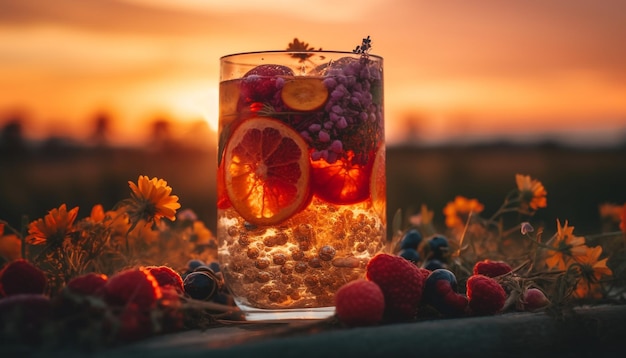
[300,57,383,165]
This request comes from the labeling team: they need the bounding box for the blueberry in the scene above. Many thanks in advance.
[183,271,218,300]
[187,259,205,271]
[425,269,458,291]
[398,248,420,262]
[423,259,446,271]
[194,265,216,274]
[208,261,221,273]
[427,235,449,260]
[399,229,423,250]
[423,269,464,315]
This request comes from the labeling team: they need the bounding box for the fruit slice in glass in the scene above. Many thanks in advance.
[281,77,329,111]
[223,117,310,225]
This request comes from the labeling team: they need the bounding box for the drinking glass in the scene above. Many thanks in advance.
[217,50,385,320]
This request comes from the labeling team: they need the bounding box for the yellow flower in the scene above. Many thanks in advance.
[515,174,547,211]
[126,176,181,226]
[443,196,484,229]
[0,224,22,261]
[573,245,612,299]
[26,204,79,246]
[544,219,588,271]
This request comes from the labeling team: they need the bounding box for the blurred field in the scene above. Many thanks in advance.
[1,140,625,238]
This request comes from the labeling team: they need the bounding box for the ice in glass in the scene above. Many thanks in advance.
[218,48,385,320]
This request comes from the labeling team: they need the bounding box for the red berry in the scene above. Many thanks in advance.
[0,259,47,296]
[335,279,385,326]
[66,272,108,296]
[366,253,424,321]
[0,294,52,344]
[518,287,550,312]
[114,304,154,343]
[240,64,294,102]
[472,259,512,278]
[145,265,184,293]
[102,267,162,308]
[466,274,507,315]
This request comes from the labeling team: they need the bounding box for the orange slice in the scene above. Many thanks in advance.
[311,151,373,205]
[223,117,310,225]
[370,145,386,223]
[281,77,329,111]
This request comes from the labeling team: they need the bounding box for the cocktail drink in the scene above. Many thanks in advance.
[218,46,385,320]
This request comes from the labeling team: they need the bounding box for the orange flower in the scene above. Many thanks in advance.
[443,196,484,229]
[516,174,547,211]
[573,245,612,299]
[544,219,588,271]
[26,204,79,246]
[89,204,106,223]
[126,176,181,226]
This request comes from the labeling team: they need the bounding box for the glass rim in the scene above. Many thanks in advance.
[220,50,382,61]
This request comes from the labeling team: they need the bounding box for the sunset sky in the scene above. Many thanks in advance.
[1,0,625,147]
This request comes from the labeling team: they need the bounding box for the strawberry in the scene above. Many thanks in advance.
[517,287,550,312]
[472,259,512,278]
[102,267,162,308]
[145,265,184,293]
[66,272,108,296]
[366,253,424,321]
[466,274,507,315]
[335,279,385,326]
[0,259,47,296]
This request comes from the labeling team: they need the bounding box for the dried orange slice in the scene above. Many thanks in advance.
[370,145,386,223]
[281,77,328,111]
[223,117,310,225]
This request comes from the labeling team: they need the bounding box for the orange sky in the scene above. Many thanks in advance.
[1,0,626,147]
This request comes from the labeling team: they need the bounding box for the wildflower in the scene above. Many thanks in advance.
[544,219,588,271]
[572,246,612,299]
[408,204,434,227]
[443,196,484,230]
[26,204,79,246]
[89,204,106,223]
[520,222,534,235]
[126,176,181,228]
[515,174,547,211]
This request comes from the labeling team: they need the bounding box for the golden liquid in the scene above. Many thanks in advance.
[218,198,384,309]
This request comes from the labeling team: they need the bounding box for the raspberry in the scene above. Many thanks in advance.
[466,274,507,315]
[66,272,108,296]
[335,279,384,326]
[0,294,52,344]
[145,265,184,293]
[102,267,162,308]
[0,259,47,296]
[517,287,550,312]
[114,304,154,343]
[472,259,512,278]
[366,253,424,321]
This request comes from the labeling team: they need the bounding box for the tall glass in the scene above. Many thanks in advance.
[217,50,385,320]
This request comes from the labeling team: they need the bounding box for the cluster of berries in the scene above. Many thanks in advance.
[239,56,383,165]
[334,229,551,326]
[0,258,233,346]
